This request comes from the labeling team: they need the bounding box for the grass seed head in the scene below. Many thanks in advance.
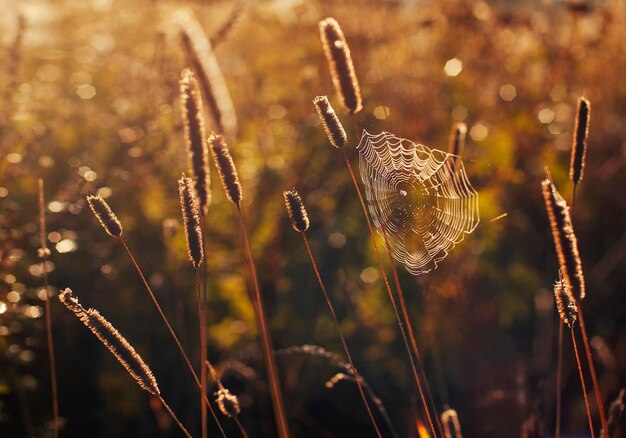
[541,177,586,300]
[178,175,204,268]
[86,195,123,237]
[208,133,242,208]
[180,68,210,211]
[319,17,362,114]
[554,276,578,327]
[58,288,159,395]
[216,387,240,418]
[313,95,348,149]
[283,189,309,233]
[570,97,590,185]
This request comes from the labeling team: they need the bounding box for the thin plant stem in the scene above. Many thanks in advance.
[301,232,383,437]
[570,327,595,438]
[158,395,193,438]
[199,215,210,438]
[38,179,59,438]
[237,209,290,438]
[577,307,608,435]
[384,238,445,438]
[570,184,608,435]
[196,271,208,438]
[118,238,227,437]
[343,150,439,438]
[556,322,564,438]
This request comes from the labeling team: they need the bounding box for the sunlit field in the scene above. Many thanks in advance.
[1,0,625,437]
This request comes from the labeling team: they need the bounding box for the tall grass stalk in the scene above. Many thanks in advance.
[570,326,595,437]
[38,179,58,438]
[208,133,289,437]
[87,194,226,436]
[237,210,290,438]
[371,195,444,436]
[386,249,445,438]
[300,231,383,437]
[283,188,380,434]
[343,150,439,437]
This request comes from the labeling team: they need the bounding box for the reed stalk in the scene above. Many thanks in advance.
[38,179,58,438]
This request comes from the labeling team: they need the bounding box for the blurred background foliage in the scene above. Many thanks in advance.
[0,0,625,436]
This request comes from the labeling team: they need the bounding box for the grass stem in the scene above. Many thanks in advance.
[158,395,193,438]
[343,150,439,438]
[38,179,59,438]
[237,209,290,438]
[119,237,226,437]
[301,232,383,437]
[570,327,595,438]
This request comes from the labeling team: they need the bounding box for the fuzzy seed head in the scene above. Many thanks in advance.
[180,69,210,210]
[313,96,348,149]
[554,277,578,327]
[216,387,240,418]
[441,408,463,438]
[87,195,123,237]
[541,178,586,300]
[570,97,590,184]
[283,189,309,232]
[319,17,362,114]
[58,288,159,395]
[178,175,204,268]
[208,133,242,208]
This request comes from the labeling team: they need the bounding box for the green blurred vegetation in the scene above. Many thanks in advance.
[0,0,625,436]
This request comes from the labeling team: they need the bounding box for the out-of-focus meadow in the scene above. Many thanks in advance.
[1,0,625,436]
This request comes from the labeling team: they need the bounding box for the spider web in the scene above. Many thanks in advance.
[357,131,480,275]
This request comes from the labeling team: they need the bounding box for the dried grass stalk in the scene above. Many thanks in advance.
[178,10,237,138]
[319,17,362,114]
[313,95,348,149]
[554,276,578,328]
[441,408,463,438]
[58,288,159,396]
[180,68,211,210]
[283,189,309,232]
[178,175,204,268]
[570,97,590,185]
[208,133,242,208]
[541,178,586,300]
[86,195,123,237]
